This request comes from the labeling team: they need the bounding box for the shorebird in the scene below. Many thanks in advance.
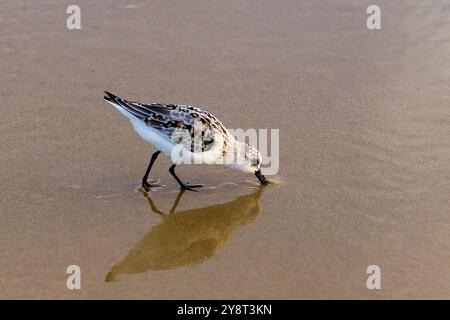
[103,91,268,191]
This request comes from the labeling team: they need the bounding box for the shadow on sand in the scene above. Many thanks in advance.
[105,186,268,282]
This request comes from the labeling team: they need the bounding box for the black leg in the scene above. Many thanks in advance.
[169,164,203,192]
[142,151,161,189]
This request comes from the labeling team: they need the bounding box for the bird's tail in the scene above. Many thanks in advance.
[103,91,119,103]
[103,91,147,120]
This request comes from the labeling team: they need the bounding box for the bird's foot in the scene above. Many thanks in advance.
[180,182,203,192]
[142,179,161,191]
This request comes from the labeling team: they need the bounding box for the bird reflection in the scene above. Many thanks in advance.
[105,186,267,282]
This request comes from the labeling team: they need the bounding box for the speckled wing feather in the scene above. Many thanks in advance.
[104,92,224,152]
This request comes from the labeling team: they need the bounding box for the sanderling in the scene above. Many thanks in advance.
[103,91,268,191]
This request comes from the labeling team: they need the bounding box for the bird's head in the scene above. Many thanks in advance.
[230,142,268,185]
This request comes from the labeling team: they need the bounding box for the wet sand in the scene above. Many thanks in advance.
[1,0,449,299]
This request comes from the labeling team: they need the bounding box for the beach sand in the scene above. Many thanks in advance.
[0,0,449,298]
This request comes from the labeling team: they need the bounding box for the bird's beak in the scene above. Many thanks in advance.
[255,169,268,185]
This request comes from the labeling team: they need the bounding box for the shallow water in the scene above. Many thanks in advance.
[1,0,449,298]
[106,186,267,281]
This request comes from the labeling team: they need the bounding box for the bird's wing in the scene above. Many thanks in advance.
[104,91,220,152]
